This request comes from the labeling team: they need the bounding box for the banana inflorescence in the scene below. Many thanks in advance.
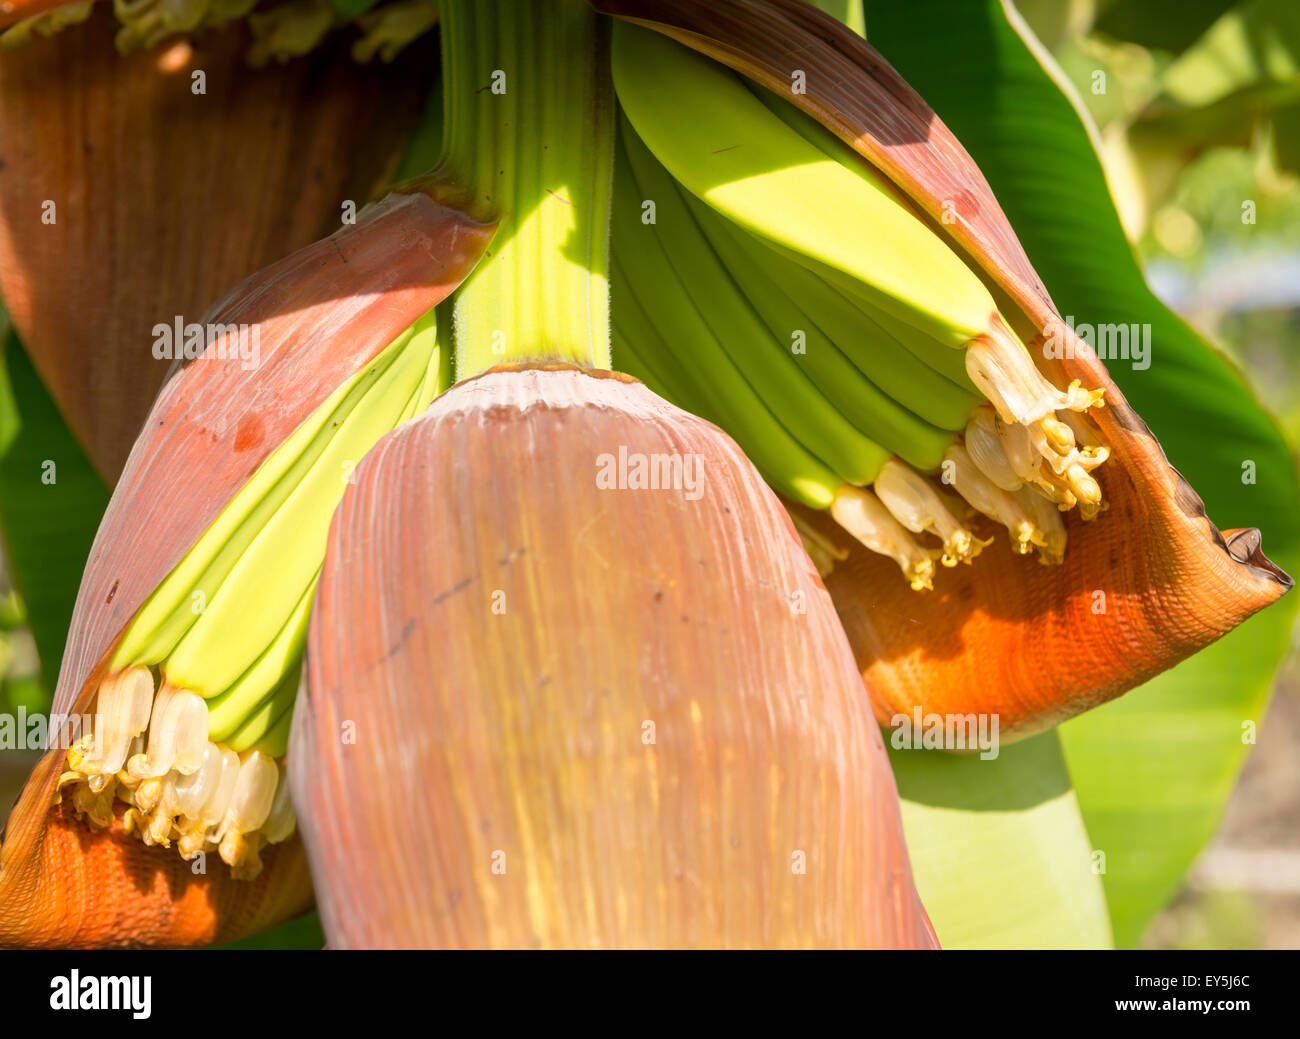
[49,5,1112,883]
[609,21,1110,591]
[59,311,446,878]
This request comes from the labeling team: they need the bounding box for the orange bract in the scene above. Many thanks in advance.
[0,734,313,948]
[593,0,1290,736]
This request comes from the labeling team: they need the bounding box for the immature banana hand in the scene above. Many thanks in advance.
[612,134,842,509]
[62,309,446,878]
[609,19,1110,588]
[620,119,888,487]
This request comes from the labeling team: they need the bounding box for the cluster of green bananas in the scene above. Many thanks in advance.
[608,21,1109,590]
[60,311,445,877]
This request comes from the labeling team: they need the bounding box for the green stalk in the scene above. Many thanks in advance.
[439,0,614,377]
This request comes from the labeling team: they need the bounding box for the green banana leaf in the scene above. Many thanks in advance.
[864,0,1300,947]
[891,734,1111,949]
[1275,99,1300,171]
[1154,0,1300,110]
[0,329,109,697]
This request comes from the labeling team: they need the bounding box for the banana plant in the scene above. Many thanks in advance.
[0,0,1293,949]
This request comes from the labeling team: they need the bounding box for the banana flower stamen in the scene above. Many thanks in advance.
[874,458,989,567]
[943,442,1038,554]
[59,671,296,878]
[1056,408,1111,467]
[1040,416,1076,455]
[1012,486,1068,565]
[965,326,1105,424]
[831,484,939,591]
[72,666,154,777]
[964,406,1022,492]
[966,328,1106,495]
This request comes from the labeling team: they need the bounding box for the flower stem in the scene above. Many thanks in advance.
[439,0,614,377]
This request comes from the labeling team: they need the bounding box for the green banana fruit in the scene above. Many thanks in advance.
[613,130,976,591]
[162,314,438,699]
[830,275,977,389]
[682,185,971,460]
[739,78,996,393]
[94,309,444,767]
[619,118,888,487]
[611,20,1003,350]
[611,258,841,509]
[611,303,701,417]
[615,117,999,589]
[608,17,1112,592]
[224,666,300,757]
[704,208,979,420]
[610,151,841,508]
[203,574,316,746]
[59,307,449,876]
[113,310,440,681]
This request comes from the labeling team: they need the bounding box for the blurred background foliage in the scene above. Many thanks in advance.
[1019,0,1300,951]
[1022,0,1300,434]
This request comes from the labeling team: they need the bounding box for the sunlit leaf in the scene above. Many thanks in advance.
[892,733,1112,949]
[864,0,1300,947]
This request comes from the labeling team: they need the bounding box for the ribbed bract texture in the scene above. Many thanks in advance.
[293,366,937,949]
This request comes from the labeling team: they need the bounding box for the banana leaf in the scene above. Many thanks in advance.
[0,328,108,696]
[1152,0,1300,110]
[863,0,1300,948]
[891,733,1111,949]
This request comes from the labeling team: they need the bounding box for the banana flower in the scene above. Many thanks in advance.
[0,0,1287,948]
